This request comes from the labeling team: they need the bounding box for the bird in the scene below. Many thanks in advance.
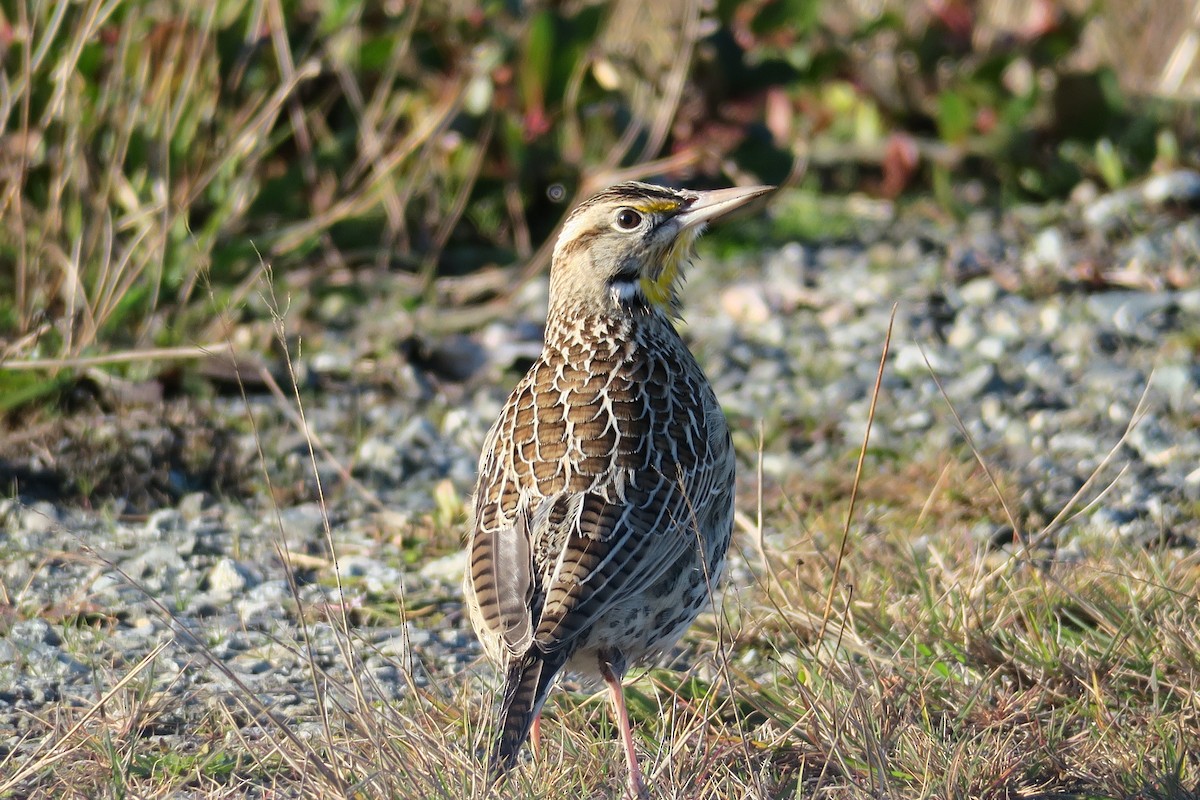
[464,180,771,798]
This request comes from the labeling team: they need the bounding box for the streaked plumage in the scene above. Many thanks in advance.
[464,181,771,798]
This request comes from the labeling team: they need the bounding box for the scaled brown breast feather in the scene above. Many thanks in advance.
[471,321,714,655]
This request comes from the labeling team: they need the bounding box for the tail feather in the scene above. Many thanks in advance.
[490,649,569,775]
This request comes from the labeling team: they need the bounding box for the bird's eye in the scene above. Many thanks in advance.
[614,208,643,231]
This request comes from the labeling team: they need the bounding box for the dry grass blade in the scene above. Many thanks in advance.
[0,343,233,371]
[816,303,896,653]
[919,342,1024,542]
[252,352,384,512]
[1025,371,1157,550]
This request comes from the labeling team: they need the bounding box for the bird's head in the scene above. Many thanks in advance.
[549,181,772,318]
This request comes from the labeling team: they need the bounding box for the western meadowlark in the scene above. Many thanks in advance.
[464,181,771,798]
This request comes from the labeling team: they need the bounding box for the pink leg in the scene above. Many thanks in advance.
[600,659,648,800]
[530,712,542,759]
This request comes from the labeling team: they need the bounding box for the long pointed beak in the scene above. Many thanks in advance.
[675,185,774,229]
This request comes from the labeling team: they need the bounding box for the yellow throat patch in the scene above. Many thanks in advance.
[640,225,699,310]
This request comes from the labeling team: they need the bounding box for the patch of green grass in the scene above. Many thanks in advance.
[0,370,76,413]
[128,748,241,783]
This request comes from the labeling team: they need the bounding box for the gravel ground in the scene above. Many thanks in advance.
[2,173,1199,782]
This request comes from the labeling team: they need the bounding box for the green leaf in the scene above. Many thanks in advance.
[1094,137,1125,189]
[752,0,821,35]
[0,370,75,412]
[935,91,973,143]
[519,11,554,110]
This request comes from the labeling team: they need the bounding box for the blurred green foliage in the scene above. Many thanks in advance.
[0,0,1194,372]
